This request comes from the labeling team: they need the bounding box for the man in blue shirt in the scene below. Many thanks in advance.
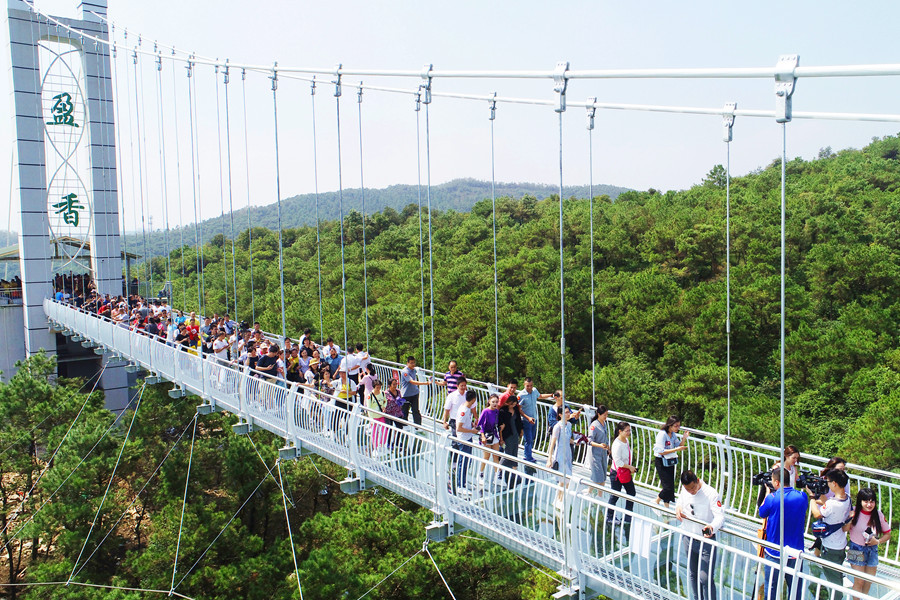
[517,377,551,463]
[758,467,808,600]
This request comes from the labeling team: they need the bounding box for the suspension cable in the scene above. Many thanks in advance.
[155,49,172,296]
[723,103,736,437]
[224,63,239,322]
[170,413,198,594]
[423,544,458,600]
[170,49,187,311]
[134,42,153,297]
[423,74,437,382]
[587,100,597,405]
[415,89,427,364]
[310,78,324,343]
[122,33,139,294]
[271,66,287,341]
[357,84,370,348]
[186,58,204,315]
[555,81,567,399]
[334,69,350,353]
[214,65,229,314]
[489,94,499,384]
[276,460,305,600]
[69,382,146,582]
[241,68,256,324]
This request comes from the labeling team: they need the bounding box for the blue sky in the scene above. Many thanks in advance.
[3,0,900,232]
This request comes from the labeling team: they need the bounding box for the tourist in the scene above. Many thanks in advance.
[477,394,502,483]
[844,488,892,599]
[516,377,548,464]
[587,405,611,495]
[399,356,431,426]
[758,468,808,600]
[654,416,689,510]
[809,468,851,600]
[607,421,636,524]
[675,470,725,600]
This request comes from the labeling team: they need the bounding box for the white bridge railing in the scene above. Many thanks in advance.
[45,299,900,600]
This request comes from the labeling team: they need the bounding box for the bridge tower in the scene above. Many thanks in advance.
[6,0,129,409]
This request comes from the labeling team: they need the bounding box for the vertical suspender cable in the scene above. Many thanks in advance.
[186,58,203,315]
[136,41,154,297]
[224,64,238,322]
[310,79,323,343]
[131,48,149,295]
[154,50,172,297]
[554,67,568,400]
[587,101,597,406]
[192,65,207,317]
[334,70,349,353]
[423,72,437,399]
[778,122,787,597]
[241,69,256,324]
[357,84,370,348]
[725,136,732,437]
[215,65,229,313]
[271,67,287,341]
[170,50,186,311]
[415,90,427,363]
[110,32,130,293]
[488,95,500,384]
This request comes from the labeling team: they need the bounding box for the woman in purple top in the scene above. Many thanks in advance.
[477,395,502,482]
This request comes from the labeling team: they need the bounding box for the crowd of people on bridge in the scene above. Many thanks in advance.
[53,288,894,600]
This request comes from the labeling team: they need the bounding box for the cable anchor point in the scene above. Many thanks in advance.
[488,92,497,121]
[553,60,570,113]
[270,62,278,92]
[310,75,316,96]
[155,51,162,72]
[185,55,194,79]
[357,82,363,104]
[421,64,433,104]
[414,87,422,112]
[774,54,799,123]
[333,64,342,98]
[722,102,737,142]
[586,97,597,130]
[223,61,230,85]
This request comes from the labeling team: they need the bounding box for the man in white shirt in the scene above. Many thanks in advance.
[676,470,725,600]
[212,333,230,363]
[454,391,478,495]
[810,469,851,599]
[441,378,468,436]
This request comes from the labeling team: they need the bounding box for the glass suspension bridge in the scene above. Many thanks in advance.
[12,1,900,598]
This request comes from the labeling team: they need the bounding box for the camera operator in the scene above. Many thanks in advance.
[809,468,851,600]
[675,470,725,600]
[758,467,808,600]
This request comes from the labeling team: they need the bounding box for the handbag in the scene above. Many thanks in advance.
[616,467,633,484]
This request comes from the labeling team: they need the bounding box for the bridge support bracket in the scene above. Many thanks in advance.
[71,334,84,342]
[339,477,364,495]
[232,421,252,436]
[278,445,300,461]
[93,346,109,355]
[425,521,451,544]
[552,584,581,600]
[197,402,217,415]
[168,387,187,399]
[80,339,96,348]
[124,363,141,373]
[145,373,162,385]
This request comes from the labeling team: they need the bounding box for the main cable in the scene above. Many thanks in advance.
[241,68,256,324]
[170,49,187,311]
[334,73,349,353]
[415,90,427,364]
[489,96,500,384]
[214,65,229,314]
[155,51,172,296]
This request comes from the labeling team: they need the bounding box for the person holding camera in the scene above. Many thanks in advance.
[758,467,808,600]
[654,416,689,511]
[675,470,725,600]
[808,468,851,599]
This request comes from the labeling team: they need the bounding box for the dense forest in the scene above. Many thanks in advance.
[0,354,556,599]
[144,135,900,466]
[122,179,630,260]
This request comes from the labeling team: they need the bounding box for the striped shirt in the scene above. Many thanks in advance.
[443,370,466,393]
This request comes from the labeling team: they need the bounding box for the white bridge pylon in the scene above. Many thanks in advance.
[46,299,900,600]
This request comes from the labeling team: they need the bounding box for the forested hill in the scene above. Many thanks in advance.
[124,178,630,257]
[148,134,900,468]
